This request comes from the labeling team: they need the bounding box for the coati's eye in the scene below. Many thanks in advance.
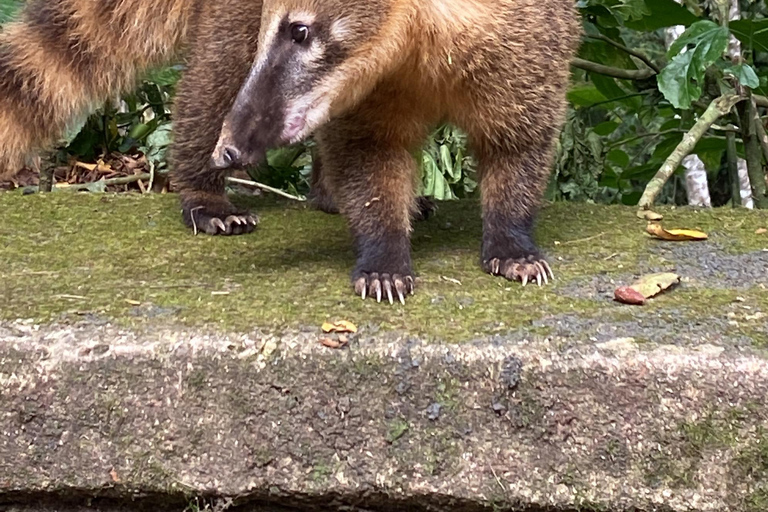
[291,24,310,44]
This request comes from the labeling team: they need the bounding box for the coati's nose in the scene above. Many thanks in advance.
[210,125,242,169]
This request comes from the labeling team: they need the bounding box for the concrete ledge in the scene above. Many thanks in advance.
[2,321,767,511]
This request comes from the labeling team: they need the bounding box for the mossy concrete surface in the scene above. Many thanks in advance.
[1,193,768,511]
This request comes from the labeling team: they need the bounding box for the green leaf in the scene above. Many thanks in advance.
[567,85,608,107]
[613,0,650,21]
[594,121,620,135]
[729,19,768,54]
[624,0,699,31]
[723,63,759,89]
[658,20,729,109]
[607,149,630,167]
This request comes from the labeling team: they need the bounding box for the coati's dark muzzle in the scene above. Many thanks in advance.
[210,53,296,170]
[209,94,284,170]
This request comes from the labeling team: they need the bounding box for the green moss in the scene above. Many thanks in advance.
[1,194,766,341]
[386,418,409,443]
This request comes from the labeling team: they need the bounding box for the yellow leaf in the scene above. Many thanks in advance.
[646,223,708,241]
[321,320,358,334]
[629,272,680,299]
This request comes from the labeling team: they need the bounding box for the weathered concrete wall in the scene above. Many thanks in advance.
[2,321,767,511]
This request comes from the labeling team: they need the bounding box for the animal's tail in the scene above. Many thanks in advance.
[0,0,199,178]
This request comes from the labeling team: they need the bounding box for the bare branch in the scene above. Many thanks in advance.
[588,34,661,74]
[571,58,657,81]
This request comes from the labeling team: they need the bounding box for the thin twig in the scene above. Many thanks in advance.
[638,95,743,210]
[55,172,151,190]
[571,58,657,81]
[588,34,661,73]
[226,177,306,202]
[561,232,606,245]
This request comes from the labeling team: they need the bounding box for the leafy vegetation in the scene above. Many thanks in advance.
[2,0,768,207]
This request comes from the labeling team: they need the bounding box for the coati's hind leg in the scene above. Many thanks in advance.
[474,141,555,287]
[308,151,437,221]
[317,116,420,304]
[171,3,260,236]
[306,151,340,214]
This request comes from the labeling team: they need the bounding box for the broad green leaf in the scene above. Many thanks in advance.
[723,63,759,89]
[594,121,620,135]
[607,149,630,167]
[658,20,729,109]
[624,0,699,31]
[567,85,608,107]
[729,19,768,54]
[613,0,651,21]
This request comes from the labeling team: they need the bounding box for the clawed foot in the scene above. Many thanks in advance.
[483,256,554,287]
[353,272,415,305]
[181,193,258,236]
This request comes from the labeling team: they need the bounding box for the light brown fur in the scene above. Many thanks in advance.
[216,0,581,302]
[0,0,197,178]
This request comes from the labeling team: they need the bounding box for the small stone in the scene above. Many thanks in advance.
[426,403,442,421]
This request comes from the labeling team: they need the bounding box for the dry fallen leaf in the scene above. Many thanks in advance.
[756,228,767,235]
[124,299,141,306]
[322,320,358,334]
[320,338,342,349]
[614,286,646,305]
[615,272,680,305]
[646,223,708,241]
[637,210,664,221]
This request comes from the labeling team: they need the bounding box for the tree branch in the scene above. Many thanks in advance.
[588,34,661,74]
[571,58,657,81]
[738,95,768,208]
[638,95,743,210]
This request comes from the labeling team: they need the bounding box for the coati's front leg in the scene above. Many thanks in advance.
[170,4,260,236]
[317,121,418,304]
[476,142,555,286]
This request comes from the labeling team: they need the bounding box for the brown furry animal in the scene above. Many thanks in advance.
[0,0,579,305]
[0,0,430,224]
[211,0,581,303]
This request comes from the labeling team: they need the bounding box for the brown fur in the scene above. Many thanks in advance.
[0,0,199,178]
[215,0,581,300]
[1,0,580,303]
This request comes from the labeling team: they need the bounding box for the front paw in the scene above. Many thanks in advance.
[352,271,415,305]
[483,255,554,287]
[181,192,258,236]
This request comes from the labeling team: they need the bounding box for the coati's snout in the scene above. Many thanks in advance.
[210,17,330,170]
[211,4,384,169]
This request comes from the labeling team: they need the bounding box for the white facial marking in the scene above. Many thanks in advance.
[288,11,316,25]
[251,13,284,75]
[330,17,354,40]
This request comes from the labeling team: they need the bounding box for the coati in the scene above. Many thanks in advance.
[210,0,581,303]
[0,0,580,304]
[0,0,432,220]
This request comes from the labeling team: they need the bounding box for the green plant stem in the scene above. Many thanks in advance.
[607,129,688,149]
[571,58,657,81]
[638,95,743,210]
[588,34,661,73]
